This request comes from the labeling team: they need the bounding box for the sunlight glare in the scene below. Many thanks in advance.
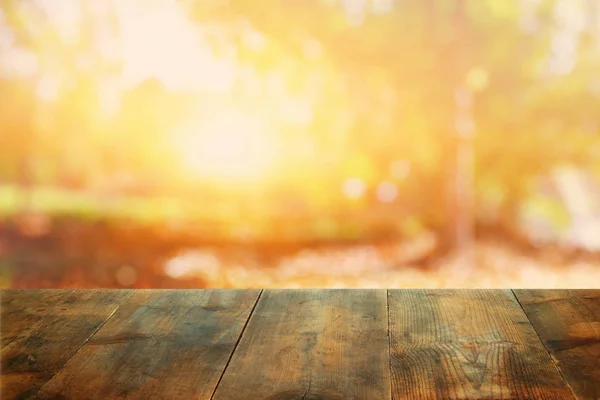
[117,0,234,92]
[377,181,398,203]
[36,76,60,102]
[1,49,38,78]
[98,79,122,117]
[279,97,314,125]
[371,0,395,15]
[466,67,489,92]
[35,0,82,45]
[343,177,366,199]
[390,159,411,180]
[178,110,280,184]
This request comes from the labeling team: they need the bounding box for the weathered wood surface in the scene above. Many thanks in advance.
[388,290,574,399]
[212,289,391,400]
[1,289,130,399]
[514,289,600,400]
[2,289,599,400]
[33,290,260,400]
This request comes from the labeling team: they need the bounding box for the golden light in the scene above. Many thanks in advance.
[98,78,122,117]
[342,177,366,199]
[466,67,489,92]
[176,110,281,185]
[36,75,60,102]
[116,0,235,93]
[376,181,398,203]
[390,159,411,180]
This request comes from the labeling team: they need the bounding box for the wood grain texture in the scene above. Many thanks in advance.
[514,289,600,400]
[32,289,260,400]
[388,289,574,400]
[1,289,129,400]
[212,289,391,400]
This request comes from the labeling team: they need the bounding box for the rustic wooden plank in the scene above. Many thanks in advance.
[514,289,600,400]
[212,289,390,400]
[1,289,129,400]
[388,289,574,400]
[33,289,260,400]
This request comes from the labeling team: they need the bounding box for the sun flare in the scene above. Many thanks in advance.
[176,110,280,185]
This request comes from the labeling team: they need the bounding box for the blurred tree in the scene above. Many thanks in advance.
[0,0,598,248]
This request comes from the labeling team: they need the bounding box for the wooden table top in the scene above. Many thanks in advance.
[1,289,599,400]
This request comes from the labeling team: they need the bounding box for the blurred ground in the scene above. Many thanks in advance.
[2,216,599,289]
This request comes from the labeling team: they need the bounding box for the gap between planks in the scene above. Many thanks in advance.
[386,289,393,400]
[510,289,578,400]
[209,289,264,400]
[30,290,136,398]
[14,289,582,400]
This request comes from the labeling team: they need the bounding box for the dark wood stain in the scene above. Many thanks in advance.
[0,289,129,399]
[86,332,155,345]
[514,289,600,400]
[387,289,574,399]
[31,289,261,400]
[546,337,600,352]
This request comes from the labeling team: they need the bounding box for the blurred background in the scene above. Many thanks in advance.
[0,0,599,289]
